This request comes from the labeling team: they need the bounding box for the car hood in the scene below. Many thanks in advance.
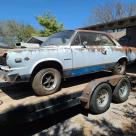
[2,46,58,54]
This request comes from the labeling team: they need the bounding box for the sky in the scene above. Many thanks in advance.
[0,0,134,30]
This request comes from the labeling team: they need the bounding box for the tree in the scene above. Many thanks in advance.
[0,21,36,46]
[91,0,136,23]
[36,13,64,37]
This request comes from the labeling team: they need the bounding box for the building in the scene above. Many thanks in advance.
[80,16,136,47]
[0,42,11,49]
[27,36,47,45]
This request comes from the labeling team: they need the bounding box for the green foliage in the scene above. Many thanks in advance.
[0,13,64,47]
[36,13,64,37]
[0,21,36,46]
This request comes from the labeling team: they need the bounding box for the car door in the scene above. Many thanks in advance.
[90,32,118,65]
[94,33,124,65]
[71,31,117,76]
[70,32,92,76]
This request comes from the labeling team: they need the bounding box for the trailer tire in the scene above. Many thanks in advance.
[89,83,112,114]
[112,78,131,103]
[32,68,61,96]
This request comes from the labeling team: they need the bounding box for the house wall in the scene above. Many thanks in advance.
[126,26,136,47]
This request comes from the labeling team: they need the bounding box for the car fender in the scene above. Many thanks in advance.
[30,58,64,74]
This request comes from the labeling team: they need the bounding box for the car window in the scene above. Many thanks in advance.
[79,32,96,46]
[41,30,74,46]
[78,32,115,46]
[71,33,81,45]
[96,34,116,46]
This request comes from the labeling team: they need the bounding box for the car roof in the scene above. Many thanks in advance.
[75,29,113,38]
[76,29,108,34]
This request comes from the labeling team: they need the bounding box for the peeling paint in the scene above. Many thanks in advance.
[0,30,136,84]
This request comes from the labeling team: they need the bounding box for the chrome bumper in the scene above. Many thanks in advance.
[0,70,19,82]
[0,65,30,82]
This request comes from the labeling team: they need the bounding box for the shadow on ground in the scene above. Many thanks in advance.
[0,71,112,100]
[1,99,136,136]
[0,64,136,136]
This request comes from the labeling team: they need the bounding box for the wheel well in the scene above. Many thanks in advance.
[31,61,63,81]
[118,57,128,64]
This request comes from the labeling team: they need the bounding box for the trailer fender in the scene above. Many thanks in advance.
[80,75,126,109]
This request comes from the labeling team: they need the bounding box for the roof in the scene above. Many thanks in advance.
[76,29,108,34]
[31,36,47,42]
[0,42,10,48]
[109,31,126,40]
[80,15,136,31]
[27,36,47,44]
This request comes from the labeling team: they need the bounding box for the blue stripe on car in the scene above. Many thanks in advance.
[64,63,115,77]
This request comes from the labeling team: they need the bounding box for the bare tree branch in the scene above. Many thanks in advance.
[91,0,136,24]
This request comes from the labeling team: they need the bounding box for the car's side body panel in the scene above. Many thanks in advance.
[0,30,136,82]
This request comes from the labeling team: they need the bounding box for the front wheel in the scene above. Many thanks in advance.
[32,68,61,96]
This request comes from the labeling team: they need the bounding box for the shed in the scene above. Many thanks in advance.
[27,36,47,45]
[80,16,136,47]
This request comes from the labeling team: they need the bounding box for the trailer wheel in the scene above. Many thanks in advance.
[32,68,61,96]
[112,78,131,103]
[89,83,112,114]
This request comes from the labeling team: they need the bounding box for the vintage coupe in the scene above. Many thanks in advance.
[0,30,136,95]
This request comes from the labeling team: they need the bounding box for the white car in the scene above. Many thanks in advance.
[0,30,136,95]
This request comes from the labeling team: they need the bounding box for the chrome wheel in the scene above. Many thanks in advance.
[41,72,57,91]
[32,68,61,96]
[97,89,109,108]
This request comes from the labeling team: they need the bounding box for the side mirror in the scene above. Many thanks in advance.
[83,41,87,45]
[82,41,88,48]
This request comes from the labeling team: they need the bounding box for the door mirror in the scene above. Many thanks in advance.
[83,41,87,46]
[82,41,88,48]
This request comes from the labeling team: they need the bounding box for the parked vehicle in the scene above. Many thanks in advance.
[0,30,136,95]
[16,42,40,48]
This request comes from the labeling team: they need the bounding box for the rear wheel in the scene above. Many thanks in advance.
[112,78,131,103]
[32,68,61,96]
[112,60,126,75]
[89,83,112,114]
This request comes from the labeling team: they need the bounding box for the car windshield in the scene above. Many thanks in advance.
[41,30,75,46]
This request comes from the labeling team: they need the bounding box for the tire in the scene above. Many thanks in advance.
[112,78,131,103]
[32,68,61,96]
[89,83,112,114]
[112,60,126,75]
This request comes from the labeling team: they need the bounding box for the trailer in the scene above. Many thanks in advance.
[0,71,135,128]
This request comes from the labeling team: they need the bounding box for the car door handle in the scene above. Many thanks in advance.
[101,50,107,55]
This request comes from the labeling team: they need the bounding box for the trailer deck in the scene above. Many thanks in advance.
[0,70,135,126]
[0,72,111,125]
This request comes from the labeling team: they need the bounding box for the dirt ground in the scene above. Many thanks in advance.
[0,64,136,136]
[37,64,136,136]
[31,90,136,136]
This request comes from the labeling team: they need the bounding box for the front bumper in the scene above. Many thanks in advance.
[0,70,20,82]
[0,65,30,82]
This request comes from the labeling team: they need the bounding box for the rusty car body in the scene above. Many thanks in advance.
[0,30,136,95]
